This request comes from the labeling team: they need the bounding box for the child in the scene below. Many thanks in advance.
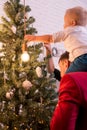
[25,6,87,73]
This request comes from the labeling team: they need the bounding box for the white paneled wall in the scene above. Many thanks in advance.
[0,0,87,69]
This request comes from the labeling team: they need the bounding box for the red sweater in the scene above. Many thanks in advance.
[50,72,87,130]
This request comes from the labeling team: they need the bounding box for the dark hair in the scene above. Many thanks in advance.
[58,51,69,63]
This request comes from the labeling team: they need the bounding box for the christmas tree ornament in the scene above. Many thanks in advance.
[46,72,50,78]
[22,79,32,90]
[19,71,27,78]
[36,66,43,78]
[21,51,30,62]
[11,88,16,93]
[37,53,45,62]
[1,101,6,112]
[12,55,16,61]
[34,89,39,94]
[19,104,23,115]
[21,43,30,62]
[6,91,14,100]
[37,42,46,62]
[11,25,16,33]
[21,42,29,61]
[0,42,3,49]
[0,123,4,129]
[4,72,9,80]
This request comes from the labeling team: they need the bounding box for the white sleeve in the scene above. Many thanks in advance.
[52,30,65,43]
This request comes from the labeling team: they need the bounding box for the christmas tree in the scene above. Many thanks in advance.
[0,0,57,130]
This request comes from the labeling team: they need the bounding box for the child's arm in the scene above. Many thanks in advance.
[24,34,53,44]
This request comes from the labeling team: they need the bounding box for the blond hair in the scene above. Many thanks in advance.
[65,6,87,26]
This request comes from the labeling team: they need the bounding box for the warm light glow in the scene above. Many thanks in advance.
[21,51,30,62]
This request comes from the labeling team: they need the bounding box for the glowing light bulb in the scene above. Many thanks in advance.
[21,51,30,62]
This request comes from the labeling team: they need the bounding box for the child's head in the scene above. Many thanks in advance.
[64,6,87,28]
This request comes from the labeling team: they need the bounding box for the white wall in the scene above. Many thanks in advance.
[0,0,87,68]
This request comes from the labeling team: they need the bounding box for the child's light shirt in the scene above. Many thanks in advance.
[53,26,87,62]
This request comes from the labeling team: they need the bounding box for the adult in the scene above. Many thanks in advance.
[50,72,87,130]
[45,44,70,81]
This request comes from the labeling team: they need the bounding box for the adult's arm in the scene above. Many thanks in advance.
[45,44,55,73]
[45,44,61,81]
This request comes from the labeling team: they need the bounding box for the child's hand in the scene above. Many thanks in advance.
[24,35,35,42]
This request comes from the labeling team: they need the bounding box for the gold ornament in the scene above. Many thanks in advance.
[22,79,32,90]
[36,66,43,78]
